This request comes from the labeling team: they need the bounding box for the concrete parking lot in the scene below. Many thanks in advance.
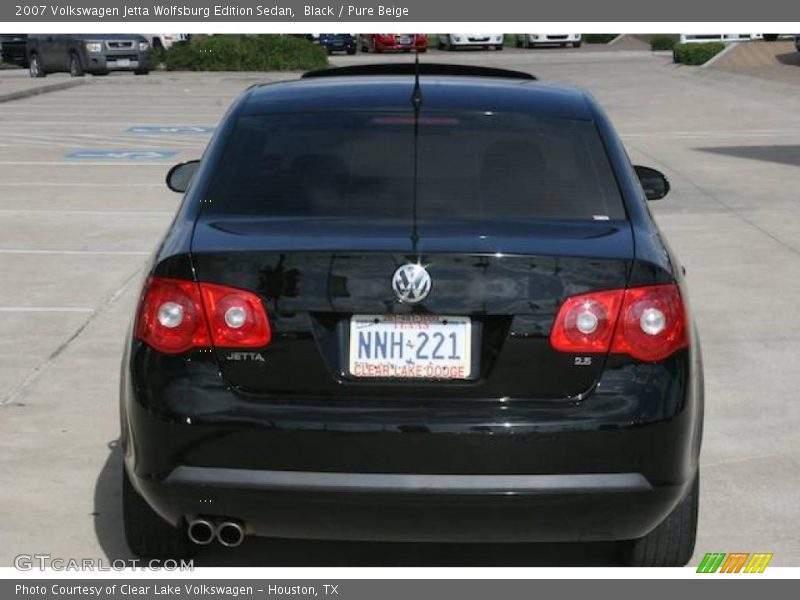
[1,46,799,566]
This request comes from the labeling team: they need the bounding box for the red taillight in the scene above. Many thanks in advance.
[549,289,624,353]
[610,284,688,362]
[134,278,210,354]
[135,277,271,354]
[550,284,688,362]
[199,282,272,348]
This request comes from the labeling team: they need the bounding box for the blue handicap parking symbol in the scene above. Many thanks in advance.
[66,150,178,160]
[127,126,214,134]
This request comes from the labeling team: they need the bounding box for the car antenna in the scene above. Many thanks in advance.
[410,50,423,112]
[410,51,422,255]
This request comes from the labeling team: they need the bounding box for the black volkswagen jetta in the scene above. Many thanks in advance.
[121,64,703,566]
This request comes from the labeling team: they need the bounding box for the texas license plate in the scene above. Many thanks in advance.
[349,315,471,379]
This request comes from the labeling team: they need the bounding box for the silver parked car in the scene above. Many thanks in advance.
[437,34,504,51]
[516,34,582,48]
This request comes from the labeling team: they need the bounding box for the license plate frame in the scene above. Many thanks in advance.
[348,314,473,380]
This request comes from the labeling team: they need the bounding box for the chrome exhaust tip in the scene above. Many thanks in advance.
[216,520,245,547]
[187,518,216,545]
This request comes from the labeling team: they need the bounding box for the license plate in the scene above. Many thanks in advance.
[398,36,412,45]
[115,59,131,67]
[349,315,471,379]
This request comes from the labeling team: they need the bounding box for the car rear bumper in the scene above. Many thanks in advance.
[121,342,702,543]
[168,468,651,495]
[129,465,691,542]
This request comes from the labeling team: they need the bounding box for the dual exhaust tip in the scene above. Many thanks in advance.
[187,518,244,547]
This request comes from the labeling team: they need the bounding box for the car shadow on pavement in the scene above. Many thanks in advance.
[775,51,800,67]
[189,538,620,567]
[94,441,619,566]
[93,440,136,561]
[696,145,800,167]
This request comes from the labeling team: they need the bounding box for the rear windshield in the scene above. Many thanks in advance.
[202,111,625,221]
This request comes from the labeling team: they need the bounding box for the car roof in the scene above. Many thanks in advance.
[241,75,594,120]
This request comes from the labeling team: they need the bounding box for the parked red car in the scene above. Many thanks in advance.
[359,34,427,53]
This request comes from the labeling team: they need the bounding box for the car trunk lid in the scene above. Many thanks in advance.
[191,217,633,399]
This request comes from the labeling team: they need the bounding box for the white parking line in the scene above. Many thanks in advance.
[67,133,208,147]
[0,209,173,216]
[65,92,236,98]
[0,249,150,255]
[621,130,800,138]
[0,161,174,166]
[0,182,163,187]
[0,110,225,118]
[0,264,143,406]
[1,121,214,127]
[0,133,87,149]
[0,307,94,313]
[0,132,204,149]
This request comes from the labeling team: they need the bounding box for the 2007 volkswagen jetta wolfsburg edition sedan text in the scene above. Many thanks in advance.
[120,63,703,566]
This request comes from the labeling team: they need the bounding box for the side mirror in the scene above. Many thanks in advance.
[166,160,200,193]
[634,165,670,200]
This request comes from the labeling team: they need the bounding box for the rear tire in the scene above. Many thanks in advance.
[619,473,699,567]
[68,53,84,77]
[122,464,192,559]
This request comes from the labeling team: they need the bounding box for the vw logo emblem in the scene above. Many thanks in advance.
[392,263,432,304]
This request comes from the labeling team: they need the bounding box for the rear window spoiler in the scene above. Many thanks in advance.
[302,63,536,81]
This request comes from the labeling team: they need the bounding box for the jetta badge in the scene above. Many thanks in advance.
[392,263,431,304]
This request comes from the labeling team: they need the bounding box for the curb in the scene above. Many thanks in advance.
[0,78,89,104]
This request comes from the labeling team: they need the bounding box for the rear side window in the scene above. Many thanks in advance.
[202,111,625,221]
